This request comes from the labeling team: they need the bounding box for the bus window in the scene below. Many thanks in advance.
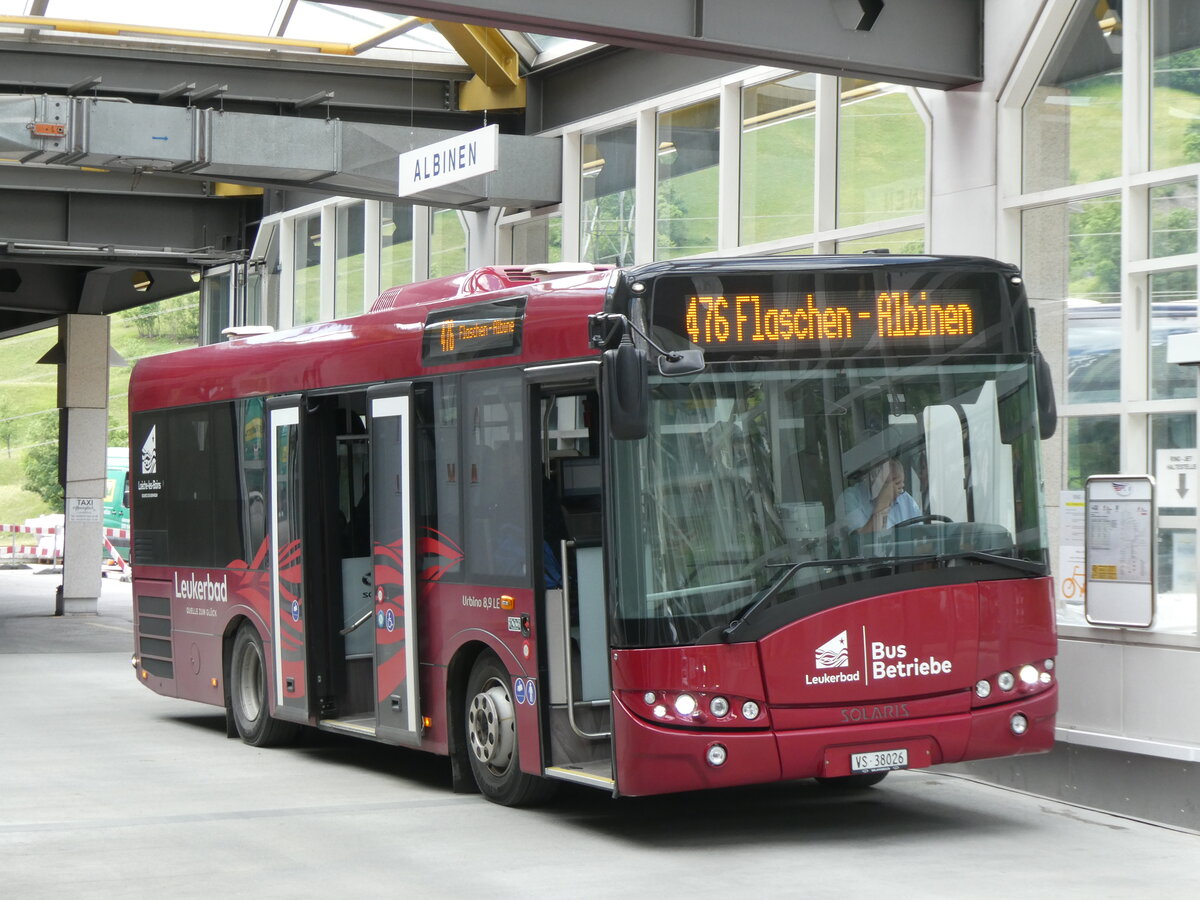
[463,372,529,583]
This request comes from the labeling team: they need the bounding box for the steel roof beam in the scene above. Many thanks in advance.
[348,0,982,89]
[0,41,465,124]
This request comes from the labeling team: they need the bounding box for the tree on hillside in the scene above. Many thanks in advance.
[22,413,62,507]
[115,293,200,341]
[0,396,14,458]
[1069,199,1122,301]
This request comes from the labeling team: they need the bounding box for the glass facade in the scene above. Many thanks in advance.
[1150,182,1197,258]
[741,75,817,245]
[1152,0,1200,170]
[1152,412,1199,634]
[1018,0,1200,636]
[1023,3,1123,192]
[510,216,562,265]
[837,80,925,227]
[380,202,415,290]
[1064,416,1119,491]
[656,99,720,260]
[430,209,467,279]
[293,213,321,326]
[335,204,364,318]
[1022,197,1122,407]
[581,123,637,266]
[1150,270,1198,400]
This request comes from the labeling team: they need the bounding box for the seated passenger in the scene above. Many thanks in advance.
[838,458,921,534]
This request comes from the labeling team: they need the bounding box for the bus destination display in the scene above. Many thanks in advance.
[422,296,526,366]
[682,290,979,349]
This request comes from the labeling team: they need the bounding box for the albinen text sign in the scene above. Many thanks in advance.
[398,124,499,197]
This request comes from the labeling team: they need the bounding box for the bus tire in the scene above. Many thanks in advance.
[464,652,555,807]
[229,624,301,748]
[815,771,889,789]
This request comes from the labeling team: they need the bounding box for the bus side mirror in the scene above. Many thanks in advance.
[604,337,649,440]
[1035,351,1057,440]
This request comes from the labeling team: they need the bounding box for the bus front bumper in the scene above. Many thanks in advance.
[610,685,1057,797]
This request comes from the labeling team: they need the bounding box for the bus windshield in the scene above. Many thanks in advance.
[610,359,1048,647]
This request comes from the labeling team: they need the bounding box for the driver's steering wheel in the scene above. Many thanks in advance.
[893,514,952,528]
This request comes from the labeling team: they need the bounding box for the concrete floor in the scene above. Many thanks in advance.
[2,565,1198,899]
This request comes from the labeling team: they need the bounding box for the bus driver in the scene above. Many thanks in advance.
[839,458,921,534]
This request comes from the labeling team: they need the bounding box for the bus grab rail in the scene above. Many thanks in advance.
[560,539,611,741]
[340,608,374,636]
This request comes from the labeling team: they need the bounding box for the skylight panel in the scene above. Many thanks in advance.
[44,1,278,35]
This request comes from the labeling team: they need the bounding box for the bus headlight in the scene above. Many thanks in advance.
[620,691,766,728]
[674,693,697,716]
[1010,713,1029,736]
[973,660,1055,708]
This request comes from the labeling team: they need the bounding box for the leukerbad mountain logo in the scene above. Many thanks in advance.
[141,425,157,475]
[815,630,850,669]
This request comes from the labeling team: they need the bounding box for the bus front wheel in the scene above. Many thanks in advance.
[463,653,555,807]
[229,624,301,747]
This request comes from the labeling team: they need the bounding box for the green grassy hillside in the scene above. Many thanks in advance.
[0,295,198,525]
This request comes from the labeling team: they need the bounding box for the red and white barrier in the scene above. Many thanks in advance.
[0,523,60,535]
[1,522,130,565]
[103,535,130,575]
[0,543,60,560]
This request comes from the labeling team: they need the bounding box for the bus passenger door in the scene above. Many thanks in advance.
[530,371,614,788]
[267,397,308,724]
[368,385,421,743]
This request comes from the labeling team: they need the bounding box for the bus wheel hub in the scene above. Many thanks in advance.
[468,680,515,770]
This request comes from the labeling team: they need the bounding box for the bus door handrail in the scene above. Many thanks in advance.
[560,539,611,741]
[339,608,374,636]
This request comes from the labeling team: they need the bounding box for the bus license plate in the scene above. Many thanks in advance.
[851,748,908,773]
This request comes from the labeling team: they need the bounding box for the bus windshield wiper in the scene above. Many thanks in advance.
[720,550,1044,640]
[721,555,935,640]
[937,550,1048,575]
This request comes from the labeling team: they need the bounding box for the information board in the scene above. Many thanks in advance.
[647,267,1024,360]
[421,296,526,366]
[1084,475,1155,628]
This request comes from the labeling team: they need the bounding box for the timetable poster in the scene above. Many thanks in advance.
[1084,476,1155,628]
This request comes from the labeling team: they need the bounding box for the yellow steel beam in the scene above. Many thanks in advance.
[0,15,358,55]
[212,182,264,197]
[426,20,526,111]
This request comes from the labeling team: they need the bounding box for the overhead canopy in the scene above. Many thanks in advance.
[0,0,982,340]
[339,0,983,89]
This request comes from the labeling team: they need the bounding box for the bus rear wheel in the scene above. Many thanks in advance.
[229,624,301,747]
[464,653,555,807]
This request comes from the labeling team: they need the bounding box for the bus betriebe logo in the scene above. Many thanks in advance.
[141,426,157,475]
[815,630,850,669]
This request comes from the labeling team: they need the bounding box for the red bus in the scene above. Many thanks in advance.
[128,255,1059,805]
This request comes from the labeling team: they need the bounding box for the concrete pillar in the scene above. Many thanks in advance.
[464,207,502,268]
[56,314,111,616]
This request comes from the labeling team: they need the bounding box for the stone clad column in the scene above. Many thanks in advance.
[54,314,112,616]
